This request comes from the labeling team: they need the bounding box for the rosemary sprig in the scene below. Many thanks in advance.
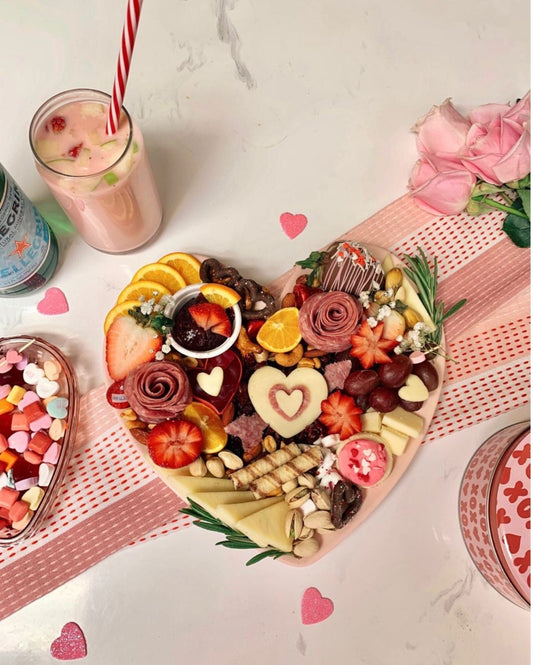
[181,498,288,566]
[402,247,466,347]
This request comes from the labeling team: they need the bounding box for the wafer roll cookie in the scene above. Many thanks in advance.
[249,446,324,498]
[229,443,301,489]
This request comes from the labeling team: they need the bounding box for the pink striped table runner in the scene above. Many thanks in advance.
[0,194,529,620]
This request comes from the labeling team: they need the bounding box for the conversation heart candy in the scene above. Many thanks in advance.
[29,413,53,432]
[38,463,55,487]
[0,385,11,400]
[18,390,39,410]
[46,397,69,420]
[49,419,67,441]
[36,377,60,399]
[5,349,22,365]
[8,432,30,454]
[43,442,61,465]
[23,363,45,385]
[0,357,12,374]
[43,360,62,381]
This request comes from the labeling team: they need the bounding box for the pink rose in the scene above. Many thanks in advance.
[412,98,471,166]
[461,92,530,185]
[409,154,476,215]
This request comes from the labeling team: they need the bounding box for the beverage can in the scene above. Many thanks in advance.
[0,164,59,297]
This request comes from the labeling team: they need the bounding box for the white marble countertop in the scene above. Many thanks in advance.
[0,1,529,662]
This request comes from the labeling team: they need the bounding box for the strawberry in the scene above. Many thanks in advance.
[49,116,66,133]
[105,315,162,381]
[189,302,231,337]
[349,321,397,369]
[147,419,203,468]
[293,283,321,308]
[381,310,406,341]
[67,142,83,158]
[246,319,264,341]
[319,390,362,440]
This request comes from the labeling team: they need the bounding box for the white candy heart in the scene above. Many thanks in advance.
[23,363,45,385]
[248,366,328,439]
[38,463,55,487]
[36,377,60,399]
[197,366,224,397]
[398,374,429,402]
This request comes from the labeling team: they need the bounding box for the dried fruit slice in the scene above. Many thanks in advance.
[103,299,141,334]
[199,283,241,308]
[131,263,186,294]
[189,302,232,337]
[147,419,203,468]
[158,252,202,285]
[182,402,228,454]
[255,307,301,353]
[349,321,397,369]
[116,280,171,304]
[319,390,362,440]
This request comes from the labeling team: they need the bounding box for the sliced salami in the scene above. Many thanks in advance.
[225,412,267,451]
[298,291,362,352]
[324,359,352,392]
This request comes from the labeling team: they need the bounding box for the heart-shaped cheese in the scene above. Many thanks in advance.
[248,366,328,439]
[196,366,224,397]
[398,374,429,402]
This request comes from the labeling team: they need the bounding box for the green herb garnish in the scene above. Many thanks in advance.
[128,306,173,335]
[294,250,328,286]
[181,498,287,566]
[402,247,466,348]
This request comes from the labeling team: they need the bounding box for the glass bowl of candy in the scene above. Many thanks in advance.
[165,283,242,359]
[0,336,79,546]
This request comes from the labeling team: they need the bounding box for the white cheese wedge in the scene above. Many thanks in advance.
[382,406,424,438]
[360,409,383,434]
[191,491,254,518]
[235,500,293,551]
[379,425,410,456]
[164,474,234,499]
[217,496,283,529]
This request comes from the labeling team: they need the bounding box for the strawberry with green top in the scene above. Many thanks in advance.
[147,419,203,468]
[319,390,362,440]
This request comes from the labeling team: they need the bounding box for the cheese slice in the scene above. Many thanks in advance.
[382,406,423,439]
[164,474,234,499]
[235,500,293,551]
[217,496,283,529]
[191,491,254,518]
[379,425,410,456]
[382,254,435,330]
[360,409,382,434]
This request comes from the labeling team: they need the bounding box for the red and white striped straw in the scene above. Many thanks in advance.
[106,0,144,135]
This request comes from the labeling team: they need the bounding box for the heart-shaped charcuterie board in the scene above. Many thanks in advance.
[104,243,445,566]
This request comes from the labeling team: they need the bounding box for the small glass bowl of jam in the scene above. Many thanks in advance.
[165,284,242,359]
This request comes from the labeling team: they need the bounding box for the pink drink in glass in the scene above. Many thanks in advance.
[30,89,162,253]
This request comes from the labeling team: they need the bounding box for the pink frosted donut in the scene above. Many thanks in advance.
[298,291,362,352]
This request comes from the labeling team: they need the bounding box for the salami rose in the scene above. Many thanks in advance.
[299,291,362,352]
[123,361,193,423]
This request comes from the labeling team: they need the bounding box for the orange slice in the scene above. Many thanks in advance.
[131,263,186,294]
[158,252,202,285]
[256,307,301,353]
[200,283,241,308]
[182,402,228,454]
[116,280,171,304]
[104,299,141,334]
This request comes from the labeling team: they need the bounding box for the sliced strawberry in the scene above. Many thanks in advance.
[319,390,362,440]
[189,302,231,337]
[105,315,162,381]
[246,319,264,341]
[292,283,321,308]
[147,419,203,468]
[49,116,66,133]
[350,321,397,369]
[68,142,84,158]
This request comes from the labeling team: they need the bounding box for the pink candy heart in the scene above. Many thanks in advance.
[37,287,69,316]
[17,390,40,410]
[29,413,52,432]
[8,431,29,453]
[301,587,334,625]
[5,349,22,364]
[50,622,87,660]
[280,212,308,239]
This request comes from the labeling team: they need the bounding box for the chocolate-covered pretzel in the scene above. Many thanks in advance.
[331,480,363,528]
[199,258,240,287]
[234,278,277,321]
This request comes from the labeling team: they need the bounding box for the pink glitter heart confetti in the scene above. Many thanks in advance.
[37,288,69,316]
[301,587,334,625]
[50,622,87,660]
[280,212,308,239]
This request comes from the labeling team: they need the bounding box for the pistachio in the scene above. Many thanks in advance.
[285,486,311,508]
[284,508,304,540]
[281,478,298,493]
[311,486,332,510]
[188,456,207,477]
[317,526,337,535]
[262,434,277,454]
[293,537,320,558]
[298,525,315,540]
[403,307,423,328]
[297,473,317,489]
[303,510,334,530]
[385,267,403,292]
[206,457,226,478]
[218,450,243,470]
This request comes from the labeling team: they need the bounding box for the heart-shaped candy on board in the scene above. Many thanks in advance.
[50,622,87,660]
[398,374,429,402]
[280,212,308,239]
[301,587,334,625]
[248,366,328,439]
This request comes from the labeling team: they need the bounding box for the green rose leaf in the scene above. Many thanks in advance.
[518,188,530,218]
[503,213,530,248]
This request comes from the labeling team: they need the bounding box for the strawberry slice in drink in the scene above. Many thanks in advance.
[147,419,203,468]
